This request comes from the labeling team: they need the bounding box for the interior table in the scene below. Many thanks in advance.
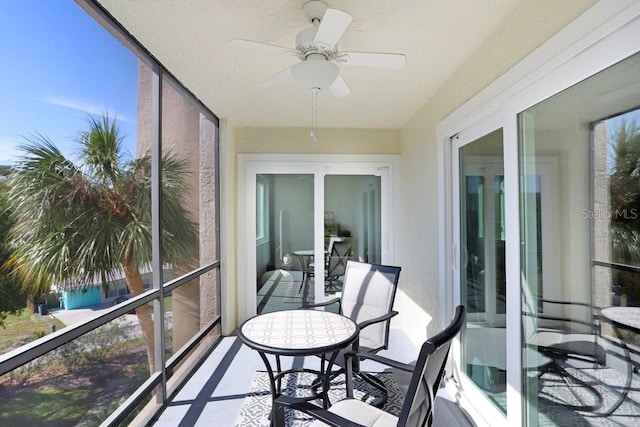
[292,250,315,285]
[238,309,359,427]
[600,306,640,415]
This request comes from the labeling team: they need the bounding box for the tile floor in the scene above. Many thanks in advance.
[150,333,474,427]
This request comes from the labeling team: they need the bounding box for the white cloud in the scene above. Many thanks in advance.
[39,96,135,124]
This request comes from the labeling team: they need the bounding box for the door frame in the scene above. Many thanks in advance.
[452,128,560,423]
[450,117,510,426]
[237,154,399,322]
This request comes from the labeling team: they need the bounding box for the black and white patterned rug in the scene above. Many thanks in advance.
[234,371,403,427]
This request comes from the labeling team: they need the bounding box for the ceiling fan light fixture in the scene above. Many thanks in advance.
[291,60,339,90]
[232,1,403,100]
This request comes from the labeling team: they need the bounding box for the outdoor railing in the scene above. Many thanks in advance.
[0,260,222,426]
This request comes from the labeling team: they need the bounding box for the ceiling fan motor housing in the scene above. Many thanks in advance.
[296,27,336,60]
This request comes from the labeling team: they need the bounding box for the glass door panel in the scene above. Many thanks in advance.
[459,129,508,414]
[323,175,381,302]
[255,173,314,313]
[519,52,640,426]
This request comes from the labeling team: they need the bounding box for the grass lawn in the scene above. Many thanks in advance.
[0,346,149,427]
[1,296,172,354]
[0,388,92,427]
[1,298,173,425]
[0,308,65,354]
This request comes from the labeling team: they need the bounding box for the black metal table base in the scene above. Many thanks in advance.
[261,351,342,427]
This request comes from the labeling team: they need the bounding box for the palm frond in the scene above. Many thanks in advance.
[5,116,199,296]
[78,114,125,186]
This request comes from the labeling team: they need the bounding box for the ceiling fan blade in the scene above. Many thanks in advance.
[328,75,351,98]
[259,67,293,89]
[230,38,292,54]
[339,52,406,69]
[314,8,353,50]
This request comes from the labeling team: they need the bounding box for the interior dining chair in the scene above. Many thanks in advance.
[276,305,466,427]
[326,236,344,258]
[304,260,401,406]
[300,237,350,293]
[324,240,353,291]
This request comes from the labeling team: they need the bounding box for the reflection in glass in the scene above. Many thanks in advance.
[324,175,381,300]
[459,129,507,413]
[519,52,640,426]
[255,174,314,313]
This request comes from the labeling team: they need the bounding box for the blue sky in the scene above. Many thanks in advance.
[0,1,138,165]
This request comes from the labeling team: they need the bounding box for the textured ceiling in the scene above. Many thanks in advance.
[97,0,525,129]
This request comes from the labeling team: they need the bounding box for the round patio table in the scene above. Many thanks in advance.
[238,309,359,426]
[600,306,640,415]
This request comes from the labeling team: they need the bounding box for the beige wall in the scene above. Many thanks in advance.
[219,0,597,340]
[235,127,401,155]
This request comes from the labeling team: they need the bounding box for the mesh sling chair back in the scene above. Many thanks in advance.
[304,238,352,293]
[277,305,467,427]
[340,261,400,353]
[304,260,401,405]
[325,240,353,290]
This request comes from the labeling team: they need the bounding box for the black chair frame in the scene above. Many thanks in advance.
[276,305,467,427]
[304,261,401,407]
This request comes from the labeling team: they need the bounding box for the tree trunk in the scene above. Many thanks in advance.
[123,262,156,375]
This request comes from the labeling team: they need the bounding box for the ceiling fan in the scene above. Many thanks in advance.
[231,0,406,98]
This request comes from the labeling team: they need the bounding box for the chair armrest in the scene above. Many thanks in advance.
[275,396,366,427]
[522,311,597,329]
[301,297,342,310]
[358,310,398,330]
[538,297,596,309]
[345,350,415,373]
[533,297,602,329]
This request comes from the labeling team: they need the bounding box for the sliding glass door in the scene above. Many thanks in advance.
[449,48,640,427]
[241,156,395,319]
[454,128,508,416]
[453,126,560,423]
[519,52,640,427]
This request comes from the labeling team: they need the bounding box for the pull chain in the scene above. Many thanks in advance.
[310,87,319,141]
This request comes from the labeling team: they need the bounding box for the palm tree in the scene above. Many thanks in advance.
[0,176,27,327]
[4,115,198,373]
